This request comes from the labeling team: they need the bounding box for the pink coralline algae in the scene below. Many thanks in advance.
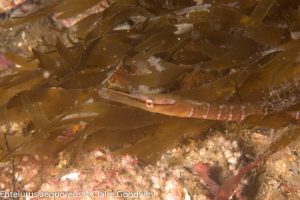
[0,154,54,195]
[0,53,12,69]
[0,0,27,12]
[35,149,187,200]
[0,149,195,200]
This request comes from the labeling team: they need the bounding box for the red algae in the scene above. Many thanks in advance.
[0,53,12,69]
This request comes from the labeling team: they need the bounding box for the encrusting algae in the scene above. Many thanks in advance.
[0,0,300,199]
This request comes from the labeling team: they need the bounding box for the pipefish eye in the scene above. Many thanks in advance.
[146,99,154,108]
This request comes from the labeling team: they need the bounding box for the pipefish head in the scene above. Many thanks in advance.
[98,88,178,114]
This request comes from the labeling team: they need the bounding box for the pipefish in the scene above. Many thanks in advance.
[98,88,265,121]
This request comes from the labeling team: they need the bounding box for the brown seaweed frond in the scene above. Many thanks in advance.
[1,0,300,163]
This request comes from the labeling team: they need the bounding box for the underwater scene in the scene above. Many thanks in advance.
[0,0,300,199]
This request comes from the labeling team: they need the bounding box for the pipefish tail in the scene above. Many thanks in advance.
[98,88,263,121]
